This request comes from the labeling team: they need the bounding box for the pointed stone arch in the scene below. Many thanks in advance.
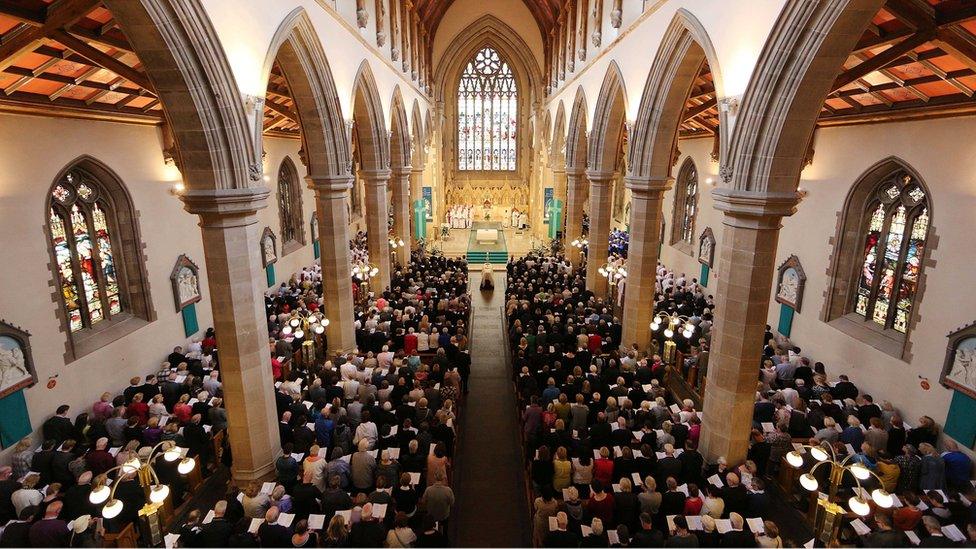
[102,0,256,192]
[410,100,426,169]
[587,62,628,177]
[551,100,567,167]
[352,61,391,174]
[628,9,727,181]
[565,88,588,172]
[258,7,351,178]
[389,86,412,173]
[725,0,883,194]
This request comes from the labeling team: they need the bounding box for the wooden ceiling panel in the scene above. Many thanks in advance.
[416,0,558,47]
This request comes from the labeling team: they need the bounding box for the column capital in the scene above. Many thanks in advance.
[625,175,674,195]
[391,165,413,177]
[410,166,424,175]
[585,170,615,185]
[181,187,269,219]
[565,166,586,178]
[361,169,393,185]
[712,188,799,228]
[307,174,353,196]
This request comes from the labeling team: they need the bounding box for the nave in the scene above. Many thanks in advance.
[2,0,976,547]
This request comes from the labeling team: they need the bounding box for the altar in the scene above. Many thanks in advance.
[475,228,499,244]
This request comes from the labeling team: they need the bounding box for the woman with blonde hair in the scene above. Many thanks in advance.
[241,480,271,519]
[323,514,349,547]
[757,520,783,547]
[552,446,572,490]
[10,438,34,479]
[148,394,167,419]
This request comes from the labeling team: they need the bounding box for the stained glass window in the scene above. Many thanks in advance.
[851,171,930,333]
[675,160,699,245]
[457,46,518,171]
[47,169,125,332]
[277,159,302,245]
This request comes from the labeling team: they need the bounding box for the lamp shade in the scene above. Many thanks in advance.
[663,328,674,338]
[809,446,829,462]
[89,484,110,505]
[850,463,870,480]
[163,446,182,462]
[178,457,196,475]
[848,496,871,516]
[785,451,804,468]
[872,488,894,508]
[149,484,170,504]
[799,473,819,492]
[102,499,123,519]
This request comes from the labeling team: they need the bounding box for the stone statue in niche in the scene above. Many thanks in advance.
[698,227,715,267]
[941,321,976,400]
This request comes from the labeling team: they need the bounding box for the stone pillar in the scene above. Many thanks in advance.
[699,189,798,465]
[181,188,279,481]
[309,175,357,354]
[390,169,411,266]
[585,171,613,296]
[620,176,672,350]
[362,170,392,292]
[564,168,586,267]
[410,167,424,245]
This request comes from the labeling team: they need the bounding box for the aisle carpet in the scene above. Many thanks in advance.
[452,274,530,547]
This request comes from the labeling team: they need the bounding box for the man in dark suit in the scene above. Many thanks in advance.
[160,373,184,410]
[656,448,683,488]
[918,516,954,547]
[745,478,769,518]
[198,501,234,547]
[631,512,664,547]
[183,414,213,469]
[60,471,95,520]
[679,443,705,486]
[167,346,187,369]
[41,405,74,444]
[544,512,579,548]
[864,513,906,547]
[50,439,77,487]
[31,440,57,486]
[0,507,35,547]
[257,507,292,548]
[831,375,858,401]
[348,504,387,547]
[138,375,161,402]
[721,474,748,518]
[720,513,756,548]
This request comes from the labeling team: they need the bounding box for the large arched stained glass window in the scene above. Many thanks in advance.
[852,170,929,333]
[48,169,124,332]
[277,158,304,247]
[457,46,518,171]
[670,159,698,247]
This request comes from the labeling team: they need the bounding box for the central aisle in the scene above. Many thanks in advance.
[453,270,531,547]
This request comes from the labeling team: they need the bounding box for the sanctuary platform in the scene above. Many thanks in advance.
[466,221,508,264]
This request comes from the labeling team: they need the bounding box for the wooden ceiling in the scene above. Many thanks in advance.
[0,0,161,124]
[415,0,560,44]
[262,63,301,139]
[679,0,976,139]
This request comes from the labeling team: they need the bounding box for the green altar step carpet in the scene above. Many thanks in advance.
[466,221,508,264]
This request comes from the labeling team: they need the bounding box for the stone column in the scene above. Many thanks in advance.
[620,176,672,350]
[362,170,392,292]
[410,167,424,245]
[182,188,279,481]
[585,171,613,296]
[564,168,586,267]
[309,175,357,354]
[699,189,798,465]
[390,169,411,266]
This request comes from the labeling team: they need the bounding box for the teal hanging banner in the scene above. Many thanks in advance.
[181,303,199,338]
[0,390,31,448]
[422,187,433,221]
[945,391,976,448]
[778,304,795,338]
[266,264,276,287]
[413,199,428,240]
[700,264,710,287]
[543,188,554,223]
[313,241,320,260]
[547,198,564,240]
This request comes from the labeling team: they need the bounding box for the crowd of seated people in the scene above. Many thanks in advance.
[608,230,629,259]
[0,335,222,547]
[194,251,471,547]
[507,252,796,547]
[753,333,976,547]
